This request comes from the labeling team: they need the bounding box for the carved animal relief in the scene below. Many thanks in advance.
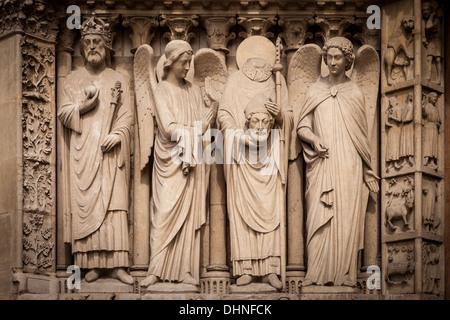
[386,244,414,286]
[385,176,414,233]
[384,16,415,86]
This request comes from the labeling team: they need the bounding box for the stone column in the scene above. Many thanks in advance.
[200,16,236,295]
[0,0,60,296]
[279,16,316,293]
[123,16,158,279]
[55,25,77,280]
[381,0,445,297]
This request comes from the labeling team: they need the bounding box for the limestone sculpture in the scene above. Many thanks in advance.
[385,96,403,170]
[422,92,441,169]
[57,16,133,284]
[399,92,415,167]
[217,36,292,290]
[384,16,415,85]
[422,1,442,85]
[295,37,380,288]
[135,40,224,288]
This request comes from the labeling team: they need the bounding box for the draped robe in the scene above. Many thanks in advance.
[58,67,132,268]
[297,76,372,286]
[218,63,292,277]
[147,80,210,282]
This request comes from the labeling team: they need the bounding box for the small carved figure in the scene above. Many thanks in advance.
[422,1,442,85]
[385,177,414,232]
[385,96,403,170]
[384,16,415,85]
[422,92,441,169]
[399,92,415,167]
[423,244,440,294]
[422,180,440,233]
[386,245,415,285]
[386,261,415,284]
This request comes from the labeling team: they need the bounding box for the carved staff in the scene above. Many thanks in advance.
[108,81,122,132]
[274,36,286,291]
[102,81,122,152]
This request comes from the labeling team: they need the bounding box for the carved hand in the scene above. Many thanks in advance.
[364,169,380,193]
[201,109,214,134]
[312,138,329,159]
[80,86,99,115]
[265,101,283,124]
[101,134,121,153]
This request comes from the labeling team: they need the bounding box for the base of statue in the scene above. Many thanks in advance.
[76,278,134,293]
[229,283,278,294]
[300,285,358,294]
[144,282,200,294]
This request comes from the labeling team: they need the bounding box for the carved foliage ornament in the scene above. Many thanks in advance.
[20,30,56,270]
[0,0,58,40]
[160,15,199,43]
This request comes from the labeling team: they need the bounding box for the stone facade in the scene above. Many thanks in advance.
[0,0,448,300]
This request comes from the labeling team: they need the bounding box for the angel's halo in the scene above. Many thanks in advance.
[236,35,277,70]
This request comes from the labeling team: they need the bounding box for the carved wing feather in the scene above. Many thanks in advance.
[134,44,157,170]
[351,44,380,143]
[287,43,322,159]
[193,48,228,107]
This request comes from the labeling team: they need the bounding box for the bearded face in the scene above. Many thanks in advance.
[82,34,107,68]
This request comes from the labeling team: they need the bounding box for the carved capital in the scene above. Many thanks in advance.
[56,24,77,54]
[204,17,236,54]
[123,16,159,53]
[160,15,199,43]
[237,16,277,39]
[279,17,315,53]
[0,0,58,41]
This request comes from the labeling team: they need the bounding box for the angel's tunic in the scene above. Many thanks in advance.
[218,61,291,277]
[297,77,372,285]
[58,67,132,268]
[148,80,210,282]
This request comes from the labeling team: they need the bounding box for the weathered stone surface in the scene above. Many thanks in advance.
[0,0,448,301]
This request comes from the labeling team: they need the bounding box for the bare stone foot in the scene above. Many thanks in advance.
[110,268,134,285]
[267,273,283,290]
[236,274,253,286]
[182,273,199,286]
[85,269,101,283]
[140,274,158,287]
[301,278,313,287]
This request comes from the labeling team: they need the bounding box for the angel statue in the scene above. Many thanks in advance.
[133,40,228,288]
[217,36,293,290]
[294,36,380,288]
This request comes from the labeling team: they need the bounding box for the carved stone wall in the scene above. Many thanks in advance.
[0,0,448,300]
[381,0,445,297]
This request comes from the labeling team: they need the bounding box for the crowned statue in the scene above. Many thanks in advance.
[58,15,133,284]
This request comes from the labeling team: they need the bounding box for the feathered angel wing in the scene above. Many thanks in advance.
[351,44,380,143]
[287,43,322,160]
[134,44,157,170]
[193,48,228,109]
